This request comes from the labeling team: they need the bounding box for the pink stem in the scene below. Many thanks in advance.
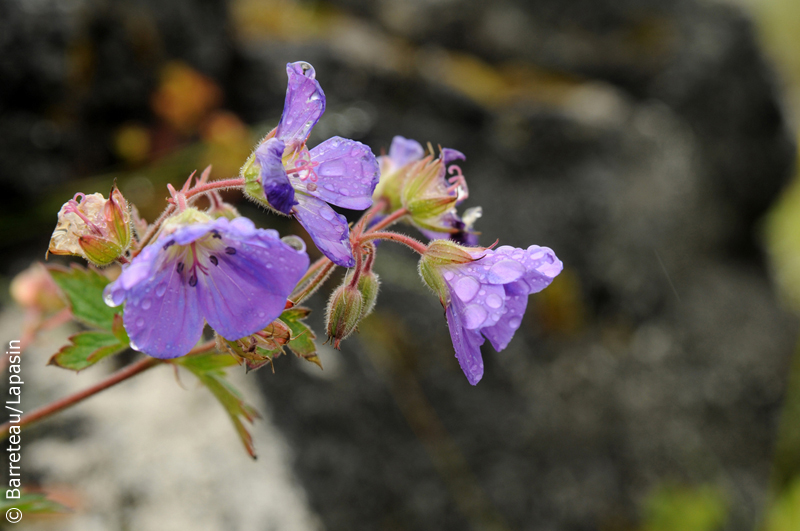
[360,231,427,255]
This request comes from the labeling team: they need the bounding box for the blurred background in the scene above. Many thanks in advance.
[3,0,800,529]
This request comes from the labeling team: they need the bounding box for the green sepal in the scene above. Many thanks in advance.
[418,258,448,304]
[174,353,261,458]
[241,151,273,209]
[279,307,321,368]
[48,330,129,371]
[47,264,121,330]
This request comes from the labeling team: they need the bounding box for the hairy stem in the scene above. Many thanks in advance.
[360,231,427,255]
[184,177,246,200]
[366,207,408,234]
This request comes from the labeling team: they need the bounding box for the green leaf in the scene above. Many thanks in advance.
[48,264,120,330]
[0,492,70,514]
[49,331,129,371]
[279,307,321,368]
[175,353,261,458]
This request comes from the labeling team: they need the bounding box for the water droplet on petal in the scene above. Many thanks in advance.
[463,304,488,329]
[478,289,485,296]
[141,298,152,310]
[324,183,336,192]
[320,209,335,220]
[340,188,350,196]
[318,160,346,177]
[486,293,503,309]
[488,260,525,284]
[443,271,454,281]
[453,276,480,302]
[509,317,522,329]
[136,317,145,328]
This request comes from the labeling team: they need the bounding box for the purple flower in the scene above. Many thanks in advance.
[104,212,309,359]
[251,62,380,267]
[422,242,562,385]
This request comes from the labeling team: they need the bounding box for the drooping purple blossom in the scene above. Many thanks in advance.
[440,245,562,385]
[254,62,380,267]
[104,214,309,359]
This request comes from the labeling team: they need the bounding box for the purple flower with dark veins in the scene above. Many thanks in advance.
[243,62,380,267]
[420,240,562,385]
[103,209,309,359]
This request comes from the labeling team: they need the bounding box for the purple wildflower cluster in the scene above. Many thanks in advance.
[51,61,562,385]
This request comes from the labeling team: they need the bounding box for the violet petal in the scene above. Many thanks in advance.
[388,135,424,167]
[292,192,355,267]
[256,138,297,214]
[446,303,486,385]
[296,137,379,210]
[195,221,309,340]
[275,61,325,146]
[481,280,529,352]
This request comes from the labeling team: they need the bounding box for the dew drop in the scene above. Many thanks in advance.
[266,263,273,269]
[478,289,485,296]
[318,160,346,177]
[306,183,317,192]
[320,209,335,220]
[443,271,455,281]
[463,304,488,329]
[454,276,480,302]
[323,183,336,192]
[141,298,152,310]
[488,260,525,284]
[486,293,503,309]
[509,317,522,329]
[156,283,167,297]
[136,318,145,328]
[103,292,116,306]
[340,188,350,196]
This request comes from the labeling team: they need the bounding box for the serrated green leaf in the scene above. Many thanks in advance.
[175,353,261,457]
[279,307,320,367]
[0,492,70,514]
[49,331,129,371]
[48,264,120,330]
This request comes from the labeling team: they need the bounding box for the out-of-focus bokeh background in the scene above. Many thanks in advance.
[3,0,800,529]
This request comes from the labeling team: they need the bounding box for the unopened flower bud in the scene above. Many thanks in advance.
[345,269,380,320]
[325,283,363,349]
[48,186,132,266]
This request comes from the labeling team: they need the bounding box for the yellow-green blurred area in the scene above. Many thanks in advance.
[5,0,800,529]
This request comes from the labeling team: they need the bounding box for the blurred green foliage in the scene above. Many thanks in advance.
[640,484,728,531]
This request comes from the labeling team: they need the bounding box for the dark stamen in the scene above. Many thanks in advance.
[225,247,236,255]
[163,240,175,250]
[211,230,222,239]
[177,262,184,273]
[189,275,197,287]
[209,255,218,266]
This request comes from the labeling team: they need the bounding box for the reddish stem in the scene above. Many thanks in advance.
[360,231,427,255]
[366,207,408,234]
[184,177,246,200]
